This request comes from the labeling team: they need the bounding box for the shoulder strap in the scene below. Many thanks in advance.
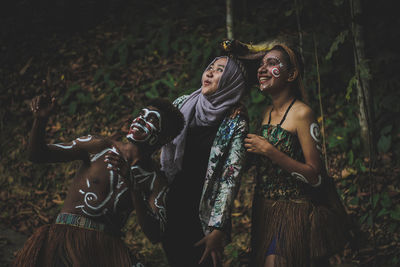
[267,107,273,124]
[278,98,296,126]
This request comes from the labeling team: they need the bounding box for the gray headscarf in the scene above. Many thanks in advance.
[160,56,246,181]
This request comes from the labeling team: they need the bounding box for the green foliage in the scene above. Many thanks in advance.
[325,30,349,60]
[377,125,392,153]
[326,105,360,152]
[61,84,94,115]
[1,0,399,265]
[246,87,269,132]
[358,58,372,81]
[345,75,357,100]
[333,0,345,6]
[355,188,400,244]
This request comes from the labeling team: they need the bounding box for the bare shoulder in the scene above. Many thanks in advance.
[291,101,315,122]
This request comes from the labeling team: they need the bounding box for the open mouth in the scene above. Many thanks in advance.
[127,122,151,141]
[259,76,271,83]
[131,123,149,134]
[203,80,212,86]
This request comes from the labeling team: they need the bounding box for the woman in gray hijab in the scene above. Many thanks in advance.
[160,56,249,267]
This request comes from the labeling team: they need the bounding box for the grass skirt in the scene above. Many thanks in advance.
[12,224,132,267]
[251,192,350,267]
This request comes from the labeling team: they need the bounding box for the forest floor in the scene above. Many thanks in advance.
[1,19,399,267]
[0,225,27,267]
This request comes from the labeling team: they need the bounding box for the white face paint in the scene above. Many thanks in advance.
[271,67,281,78]
[258,53,285,91]
[76,146,129,217]
[291,172,309,184]
[51,141,76,149]
[291,172,322,187]
[50,135,92,150]
[126,108,161,145]
[130,165,167,231]
[310,123,321,143]
[130,165,157,189]
[154,186,168,231]
[312,175,322,187]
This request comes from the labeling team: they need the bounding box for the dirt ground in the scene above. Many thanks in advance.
[0,224,27,267]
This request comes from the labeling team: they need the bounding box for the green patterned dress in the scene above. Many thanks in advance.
[251,101,349,267]
[256,123,310,200]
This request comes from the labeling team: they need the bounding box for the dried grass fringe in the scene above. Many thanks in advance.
[12,224,132,267]
[251,195,349,267]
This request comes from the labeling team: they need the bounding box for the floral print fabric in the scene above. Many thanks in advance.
[173,95,248,237]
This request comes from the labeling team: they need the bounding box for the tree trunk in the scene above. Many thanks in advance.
[226,0,234,39]
[294,0,305,78]
[350,0,376,160]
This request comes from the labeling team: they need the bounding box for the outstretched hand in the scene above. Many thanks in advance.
[194,229,225,267]
[30,95,56,119]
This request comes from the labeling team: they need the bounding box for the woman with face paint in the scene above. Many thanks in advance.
[244,44,350,267]
[160,56,249,267]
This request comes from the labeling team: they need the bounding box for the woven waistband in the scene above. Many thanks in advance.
[55,213,106,232]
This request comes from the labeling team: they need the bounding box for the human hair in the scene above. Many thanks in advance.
[269,44,308,103]
[229,56,248,85]
[147,98,184,144]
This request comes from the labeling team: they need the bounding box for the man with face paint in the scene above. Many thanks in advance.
[244,43,350,267]
[127,107,164,145]
[13,95,184,267]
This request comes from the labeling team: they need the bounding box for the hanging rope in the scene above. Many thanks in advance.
[312,33,329,173]
[294,0,306,79]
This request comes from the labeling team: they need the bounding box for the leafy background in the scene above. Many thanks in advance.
[0,0,399,266]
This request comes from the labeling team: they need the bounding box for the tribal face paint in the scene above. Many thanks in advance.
[310,123,321,143]
[258,53,285,91]
[126,108,161,145]
[76,147,130,218]
[291,171,322,187]
[310,122,323,152]
[271,67,281,78]
[269,56,284,78]
[50,135,93,150]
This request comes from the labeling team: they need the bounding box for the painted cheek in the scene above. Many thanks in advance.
[144,123,154,133]
[271,67,281,78]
